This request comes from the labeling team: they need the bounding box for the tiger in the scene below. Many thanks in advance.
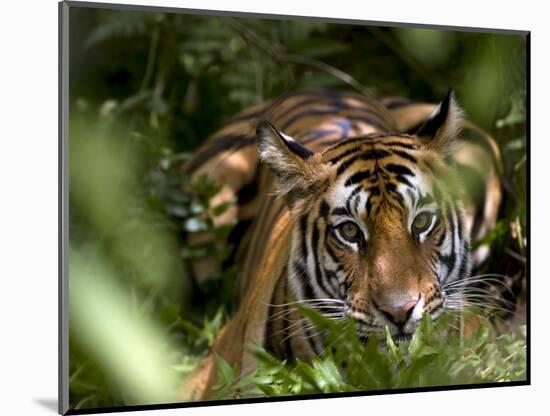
[179,89,502,400]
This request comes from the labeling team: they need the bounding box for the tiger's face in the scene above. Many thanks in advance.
[258,91,470,341]
[318,142,469,340]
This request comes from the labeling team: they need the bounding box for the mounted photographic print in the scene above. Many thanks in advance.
[59,1,529,414]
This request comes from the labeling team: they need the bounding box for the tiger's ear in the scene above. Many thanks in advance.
[415,90,463,157]
[257,120,329,205]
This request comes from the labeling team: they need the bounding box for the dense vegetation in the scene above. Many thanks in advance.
[211,310,526,400]
[68,6,527,410]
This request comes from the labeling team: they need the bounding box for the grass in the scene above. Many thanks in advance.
[210,309,526,400]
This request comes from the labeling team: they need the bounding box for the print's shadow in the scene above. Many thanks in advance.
[34,398,58,413]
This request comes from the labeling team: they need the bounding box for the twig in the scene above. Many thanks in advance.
[224,17,372,96]
[366,27,441,96]
[140,26,160,92]
[505,248,526,264]
[280,53,375,96]
[251,47,264,103]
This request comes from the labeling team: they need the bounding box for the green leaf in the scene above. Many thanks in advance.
[212,199,235,216]
[311,354,343,391]
[385,326,401,364]
[504,138,526,151]
[183,218,209,232]
[214,353,236,387]
[164,203,188,217]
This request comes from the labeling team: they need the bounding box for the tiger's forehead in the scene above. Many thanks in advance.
[328,173,431,213]
[320,133,422,164]
[324,134,433,219]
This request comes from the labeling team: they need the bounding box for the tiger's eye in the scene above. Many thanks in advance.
[412,212,433,234]
[338,221,361,242]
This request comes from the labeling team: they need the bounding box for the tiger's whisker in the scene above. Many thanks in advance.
[264,298,345,308]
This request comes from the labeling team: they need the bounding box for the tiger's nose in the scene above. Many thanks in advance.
[376,299,418,326]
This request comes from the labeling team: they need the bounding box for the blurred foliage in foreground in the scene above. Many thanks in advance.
[68,5,527,410]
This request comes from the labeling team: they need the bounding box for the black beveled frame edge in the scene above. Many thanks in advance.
[59,1,70,414]
[62,0,530,35]
[58,1,531,414]
[64,381,530,415]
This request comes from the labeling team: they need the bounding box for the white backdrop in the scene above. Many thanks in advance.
[0,0,545,415]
